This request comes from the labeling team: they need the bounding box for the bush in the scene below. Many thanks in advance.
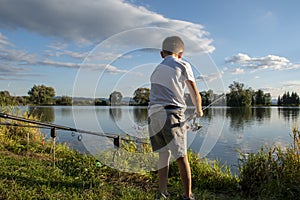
[0,108,45,154]
[239,146,300,199]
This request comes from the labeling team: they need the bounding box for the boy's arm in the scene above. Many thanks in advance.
[186,80,203,117]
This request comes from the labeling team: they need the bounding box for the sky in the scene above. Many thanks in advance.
[0,0,299,99]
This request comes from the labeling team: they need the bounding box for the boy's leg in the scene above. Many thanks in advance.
[158,150,171,194]
[176,155,192,198]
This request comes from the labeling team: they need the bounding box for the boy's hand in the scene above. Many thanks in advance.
[194,109,203,117]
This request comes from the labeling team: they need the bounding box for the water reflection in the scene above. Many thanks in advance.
[224,107,274,130]
[226,107,252,130]
[133,106,148,126]
[28,106,55,122]
[278,107,300,122]
[204,107,227,121]
[252,107,271,122]
[59,107,72,117]
[109,107,122,122]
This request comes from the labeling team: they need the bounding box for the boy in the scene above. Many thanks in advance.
[148,36,203,200]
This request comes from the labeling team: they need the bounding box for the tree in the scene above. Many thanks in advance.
[277,95,282,106]
[95,99,108,106]
[264,93,272,106]
[254,89,265,105]
[109,91,123,105]
[55,96,72,105]
[133,88,150,106]
[0,90,12,105]
[200,89,214,106]
[278,91,300,106]
[226,81,253,107]
[28,85,55,105]
[15,96,30,105]
[291,92,300,105]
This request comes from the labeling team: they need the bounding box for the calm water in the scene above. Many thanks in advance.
[27,106,300,172]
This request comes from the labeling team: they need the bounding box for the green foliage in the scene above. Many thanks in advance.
[278,91,300,106]
[109,91,123,105]
[133,87,150,106]
[0,90,13,106]
[227,82,273,107]
[55,96,72,105]
[0,150,156,200]
[0,108,45,154]
[239,146,300,199]
[291,127,300,153]
[0,91,30,106]
[96,136,158,174]
[200,89,214,106]
[95,98,109,106]
[169,151,239,195]
[227,81,253,107]
[237,128,300,199]
[253,89,272,106]
[28,84,56,105]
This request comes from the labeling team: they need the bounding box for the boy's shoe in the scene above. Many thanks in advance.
[182,193,195,200]
[155,192,170,200]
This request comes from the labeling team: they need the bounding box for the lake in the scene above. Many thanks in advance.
[26,106,300,172]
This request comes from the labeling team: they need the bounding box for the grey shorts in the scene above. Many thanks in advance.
[148,108,187,158]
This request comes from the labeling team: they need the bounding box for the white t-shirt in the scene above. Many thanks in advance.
[149,55,195,110]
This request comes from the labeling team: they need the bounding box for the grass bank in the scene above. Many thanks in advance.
[0,109,300,199]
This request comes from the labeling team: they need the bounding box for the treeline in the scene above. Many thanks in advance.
[0,85,150,106]
[1,82,299,107]
[226,81,273,107]
[277,91,300,106]
[0,85,69,106]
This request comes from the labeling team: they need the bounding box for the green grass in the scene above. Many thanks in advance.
[0,148,156,200]
[1,108,300,199]
[0,148,242,200]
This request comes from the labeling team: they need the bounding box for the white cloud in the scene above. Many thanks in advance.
[0,42,153,80]
[0,0,214,53]
[47,42,69,51]
[225,53,300,71]
[0,32,13,47]
[44,49,89,60]
[0,48,37,64]
[282,81,300,87]
[230,67,244,75]
[37,59,128,74]
[196,71,223,82]
[0,31,128,76]
[0,63,44,80]
[0,0,216,83]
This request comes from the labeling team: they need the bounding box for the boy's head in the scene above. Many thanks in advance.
[161,36,184,58]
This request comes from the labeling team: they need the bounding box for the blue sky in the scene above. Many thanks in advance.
[0,0,299,99]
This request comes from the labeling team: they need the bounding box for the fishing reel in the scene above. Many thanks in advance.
[184,114,202,132]
[190,117,202,132]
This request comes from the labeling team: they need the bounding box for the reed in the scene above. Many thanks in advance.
[239,131,300,199]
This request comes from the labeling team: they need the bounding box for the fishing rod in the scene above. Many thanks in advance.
[0,94,225,143]
[185,94,226,131]
[0,112,147,146]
